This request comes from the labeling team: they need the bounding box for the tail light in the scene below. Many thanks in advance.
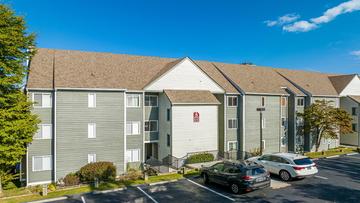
[242,176,252,180]
[313,163,317,167]
[293,166,305,170]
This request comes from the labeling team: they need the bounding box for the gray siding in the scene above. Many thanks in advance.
[56,91,125,179]
[28,91,53,184]
[340,97,360,147]
[225,95,240,150]
[126,93,144,169]
[245,95,281,153]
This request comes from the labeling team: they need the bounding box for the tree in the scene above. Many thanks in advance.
[0,4,40,194]
[299,100,353,152]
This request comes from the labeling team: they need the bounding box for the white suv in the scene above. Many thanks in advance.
[247,153,318,181]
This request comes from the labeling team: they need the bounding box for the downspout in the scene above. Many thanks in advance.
[53,51,57,182]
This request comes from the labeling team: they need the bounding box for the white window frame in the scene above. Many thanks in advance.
[297,98,305,107]
[261,96,266,107]
[228,141,238,151]
[145,120,158,132]
[88,93,96,108]
[126,94,141,108]
[262,140,266,150]
[126,121,141,135]
[34,124,52,140]
[88,154,96,163]
[32,93,52,108]
[145,95,158,107]
[227,119,238,129]
[88,123,96,138]
[32,155,52,172]
[227,96,238,107]
[126,149,140,163]
[262,118,266,129]
[281,97,287,107]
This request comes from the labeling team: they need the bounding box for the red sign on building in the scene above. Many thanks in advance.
[193,112,200,122]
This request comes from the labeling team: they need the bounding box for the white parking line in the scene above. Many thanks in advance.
[186,179,235,202]
[81,196,86,203]
[346,153,358,156]
[137,186,159,203]
[314,175,328,180]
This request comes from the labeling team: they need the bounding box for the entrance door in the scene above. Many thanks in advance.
[145,143,158,160]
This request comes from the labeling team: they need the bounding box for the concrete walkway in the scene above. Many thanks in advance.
[186,160,222,169]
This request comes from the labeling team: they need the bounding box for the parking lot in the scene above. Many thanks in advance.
[50,154,360,203]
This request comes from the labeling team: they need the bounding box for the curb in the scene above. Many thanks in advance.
[311,152,359,161]
[27,196,68,203]
[148,179,178,186]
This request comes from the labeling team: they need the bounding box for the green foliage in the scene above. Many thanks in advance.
[298,100,353,152]
[3,181,17,190]
[78,162,116,182]
[47,183,56,192]
[248,148,261,157]
[119,168,143,181]
[186,153,214,164]
[63,173,80,186]
[0,4,40,191]
[144,167,158,176]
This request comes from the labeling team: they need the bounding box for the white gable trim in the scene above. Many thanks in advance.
[144,57,225,93]
[340,75,360,96]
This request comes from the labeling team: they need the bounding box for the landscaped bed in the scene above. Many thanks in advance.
[0,170,200,203]
[304,147,359,159]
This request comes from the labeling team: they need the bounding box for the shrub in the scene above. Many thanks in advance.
[144,167,158,176]
[48,183,57,191]
[63,173,80,186]
[78,161,116,182]
[119,168,143,181]
[3,181,17,190]
[186,153,214,164]
[248,148,261,157]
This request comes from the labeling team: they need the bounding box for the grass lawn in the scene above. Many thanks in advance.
[1,170,200,203]
[305,147,359,159]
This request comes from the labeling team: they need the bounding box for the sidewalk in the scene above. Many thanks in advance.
[186,160,222,169]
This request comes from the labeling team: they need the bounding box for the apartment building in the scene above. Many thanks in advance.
[23,48,359,186]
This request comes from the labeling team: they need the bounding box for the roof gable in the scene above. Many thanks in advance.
[329,74,357,94]
[337,75,360,96]
[144,58,225,93]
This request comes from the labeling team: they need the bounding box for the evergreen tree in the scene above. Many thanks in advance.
[0,4,40,193]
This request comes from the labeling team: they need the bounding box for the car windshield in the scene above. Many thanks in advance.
[294,158,313,165]
[247,167,266,176]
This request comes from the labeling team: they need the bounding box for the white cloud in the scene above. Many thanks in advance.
[267,0,360,32]
[283,21,318,32]
[264,13,300,27]
[350,50,360,59]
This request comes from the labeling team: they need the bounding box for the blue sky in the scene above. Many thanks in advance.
[5,0,360,74]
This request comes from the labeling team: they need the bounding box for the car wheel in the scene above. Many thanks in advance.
[279,170,291,181]
[230,183,240,194]
[202,173,209,184]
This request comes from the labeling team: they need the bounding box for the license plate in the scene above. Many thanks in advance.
[306,167,312,170]
[256,177,266,182]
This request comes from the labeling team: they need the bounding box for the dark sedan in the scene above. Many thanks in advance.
[200,161,271,194]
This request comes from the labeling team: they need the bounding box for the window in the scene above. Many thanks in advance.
[228,119,237,129]
[167,134,171,147]
[281,97,287,107]
[297,98,304,106]
[352,124,357,132]
[167,109,171,121]
[262,118,266,129]
[224,165,241,174]
[352,107,357,116]
[34,124,52,139]
[126,149,140,162]
[228,141,238,151]
[33,93,52,108]
[261,97,266,107]
[145,120,158,132]
[281,118,287,127]
[126,122,140,135]
[127,95,140,107]
[88,93,96,108]
[88,123,96,138]
[88,154,96,163]
[212,163,225,172]
[32,156,52,172]
[145,95,158,107]
[227,96,237,107]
